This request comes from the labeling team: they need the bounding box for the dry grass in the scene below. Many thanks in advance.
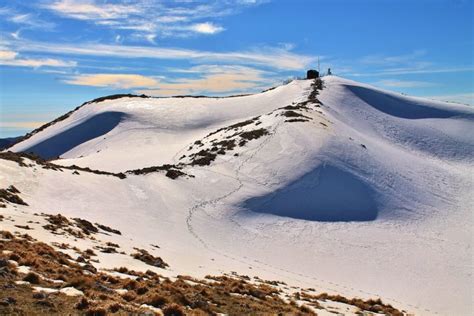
[0,231,407,315]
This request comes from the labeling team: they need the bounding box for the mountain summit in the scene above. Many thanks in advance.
[2,76,473,315]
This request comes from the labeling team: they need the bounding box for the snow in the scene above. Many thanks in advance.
[59,287,84,296]
[3,76,473,315]
[17,266,31,274]
[11,80,309,171]
[33,287,59,294]
[140,304,164,315]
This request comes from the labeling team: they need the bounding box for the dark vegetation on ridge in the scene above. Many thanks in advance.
[83,94,149,105]
[174,78,326,168]
[0,151,127,179]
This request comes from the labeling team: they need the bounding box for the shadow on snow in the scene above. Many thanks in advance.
[241,164,379,222]
[21,112,126,160]
[346,85,468,119]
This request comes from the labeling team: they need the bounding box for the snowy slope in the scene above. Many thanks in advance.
[10,80,310,171]
[3,76,473,315]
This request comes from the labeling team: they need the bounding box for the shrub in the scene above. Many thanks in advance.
[122,292,136,302]
[136,286,148,295]
[23,272,41,284]
[85,307,107,316]
[147,294,168,307]
[75,297,90,310]
[74,218,98,235]
[163,303,185,316]
[108,302,121,313]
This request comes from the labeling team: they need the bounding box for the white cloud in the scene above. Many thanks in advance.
[138,65,277,96]
[0,49,76,68]
[0,50,17,60]
[64,73,160,89]
[45,0,137,20]
[42,0,263,38]
[62,65,277,96]
[12,39,314,70]
[189,22,224,34]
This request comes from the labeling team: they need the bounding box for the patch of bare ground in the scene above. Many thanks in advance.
[126,164,190,179]
[131,248,168,269]
[0,186,28,207]
[96,224,121,235]
[41,213,122,242]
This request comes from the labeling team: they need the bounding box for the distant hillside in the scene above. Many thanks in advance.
[0,137,20,150]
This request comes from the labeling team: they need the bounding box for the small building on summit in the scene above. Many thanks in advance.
[306,69,319,79]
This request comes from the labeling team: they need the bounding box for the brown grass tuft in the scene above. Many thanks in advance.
[163,303,186,316]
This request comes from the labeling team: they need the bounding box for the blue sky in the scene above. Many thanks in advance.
[0,0,473,137]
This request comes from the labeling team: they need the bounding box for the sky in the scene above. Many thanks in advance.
[0,0,473,137]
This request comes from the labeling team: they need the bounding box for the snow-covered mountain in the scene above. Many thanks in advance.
[2,76,473,315]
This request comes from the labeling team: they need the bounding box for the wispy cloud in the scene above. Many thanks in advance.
[41,0,264,38]
[0,50,17,60]
[61,65,276,96]
[137,65,275,96]
[64,73,159,89]
[10,39,314,70]
[0,121,46,129]
[0,7,55,30]
[45,0,137,20]
[0,49,76,68]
